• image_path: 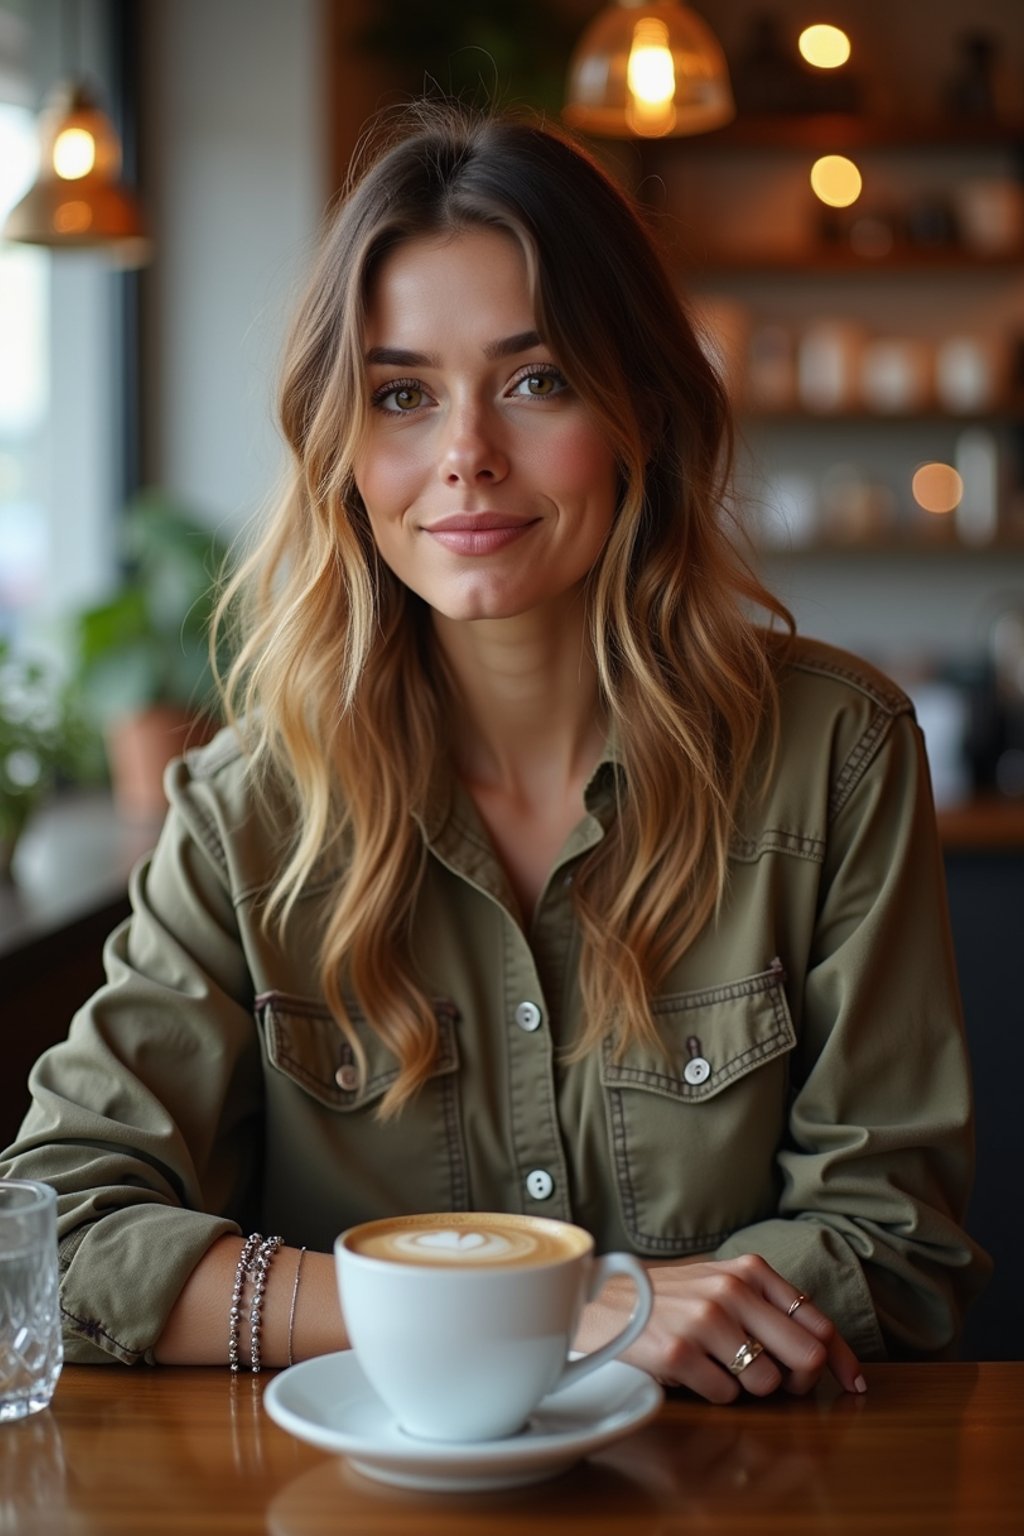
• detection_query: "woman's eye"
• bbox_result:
[372,381,426,413]
[510,368,566,399]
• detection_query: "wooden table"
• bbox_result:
[2,1362,1021,1534]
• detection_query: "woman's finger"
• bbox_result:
[717,1332,784,1399]
[723,1257,865,1394]
[658,1316,783,1403]
[771,1290,865,1395]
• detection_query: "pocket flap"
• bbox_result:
[600,961,795,1104]
[256,991,459,1111]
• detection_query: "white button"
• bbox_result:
[683,1057,711,1086]
[335,1064,359,1091]
[526,1169,554,1201]
[515,1001,542,1032]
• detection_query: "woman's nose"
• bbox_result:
[438,405,509,487]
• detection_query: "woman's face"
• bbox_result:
[353,227,618,626]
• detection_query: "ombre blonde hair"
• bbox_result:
[215,103,792,1117]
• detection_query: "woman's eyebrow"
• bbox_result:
[484,329,542,360]
[364,331,543,368]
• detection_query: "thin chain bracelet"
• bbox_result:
[287,1247,307,1367]
[228,1233,262,1374]
[249,1235,283,1374]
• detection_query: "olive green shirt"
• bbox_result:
[1,635,989,1364]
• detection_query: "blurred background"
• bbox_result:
[0,0,1021,1356]
[3,0,1024,810]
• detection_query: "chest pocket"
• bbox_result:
[254,991,469,1227]
[600,962,796,1255]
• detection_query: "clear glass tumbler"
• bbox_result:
[0,1180,63,1421]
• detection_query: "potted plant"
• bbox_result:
[0,642,88,880]
[72,489,232,821]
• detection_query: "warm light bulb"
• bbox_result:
[912,462,963,515]
[810,155,862,208]
[52,126,96,180]
[798,24,852,69]
[627,19,675,106]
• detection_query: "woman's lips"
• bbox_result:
[424,514,539,555]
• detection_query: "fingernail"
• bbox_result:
[854,1374,867,1394]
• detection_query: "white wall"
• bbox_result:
[141,0,328,538]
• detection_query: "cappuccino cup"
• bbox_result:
[335,1211,653,1443]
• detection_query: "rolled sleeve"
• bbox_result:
[1,797,263,1363]
[719,712,990,1356]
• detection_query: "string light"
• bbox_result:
[798,24,852,69]
[810,154,863,208]
[912,463,964,515]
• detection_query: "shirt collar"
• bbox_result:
[416,722,626,846]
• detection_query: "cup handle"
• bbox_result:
[550,1251,653,1394]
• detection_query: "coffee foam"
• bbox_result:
[346,1212,589,1269]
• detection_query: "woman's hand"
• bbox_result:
[575,1252,866,1405]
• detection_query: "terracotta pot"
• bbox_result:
[105,706,217,822]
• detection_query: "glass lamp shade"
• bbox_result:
[2,80,150,265]
[564,1,736,138]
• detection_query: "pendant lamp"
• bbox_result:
[564,0,735,138]
[2,78,150,266]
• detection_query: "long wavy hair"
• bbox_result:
[214,103,792,1117]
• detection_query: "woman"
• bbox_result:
[1,105,988,1402]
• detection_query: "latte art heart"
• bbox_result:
[415,1231,488,1251]
[394,1229,517,1261]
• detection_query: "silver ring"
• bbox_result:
[727,1337,765,1375]
[786,1293,808,1318]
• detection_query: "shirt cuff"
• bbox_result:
[714,1217,886,1360]
[59,1207,240,1364]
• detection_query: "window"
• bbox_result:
[0,62,49,637]
[0,0,124,650]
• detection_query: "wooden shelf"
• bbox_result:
[937,796,1024,849]
[673,113,1024,152]
[684,245,1024,274]
[757,535,1024,559]
[653,105,1024,605]
[740,403,1024,425]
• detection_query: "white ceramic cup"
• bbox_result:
[335,1211,653,1442]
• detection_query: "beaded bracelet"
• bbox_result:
[287,1247,307,1367]
[228,1232,284,1373]
[249,1234,283,1374]
[228,1228,262,1376]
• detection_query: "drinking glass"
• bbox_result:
[0,1180,63,1421]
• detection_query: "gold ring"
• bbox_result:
[727,1337,765,1375]
[786,1293,808,1318]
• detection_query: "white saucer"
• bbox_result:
[264,1350,663,1492]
